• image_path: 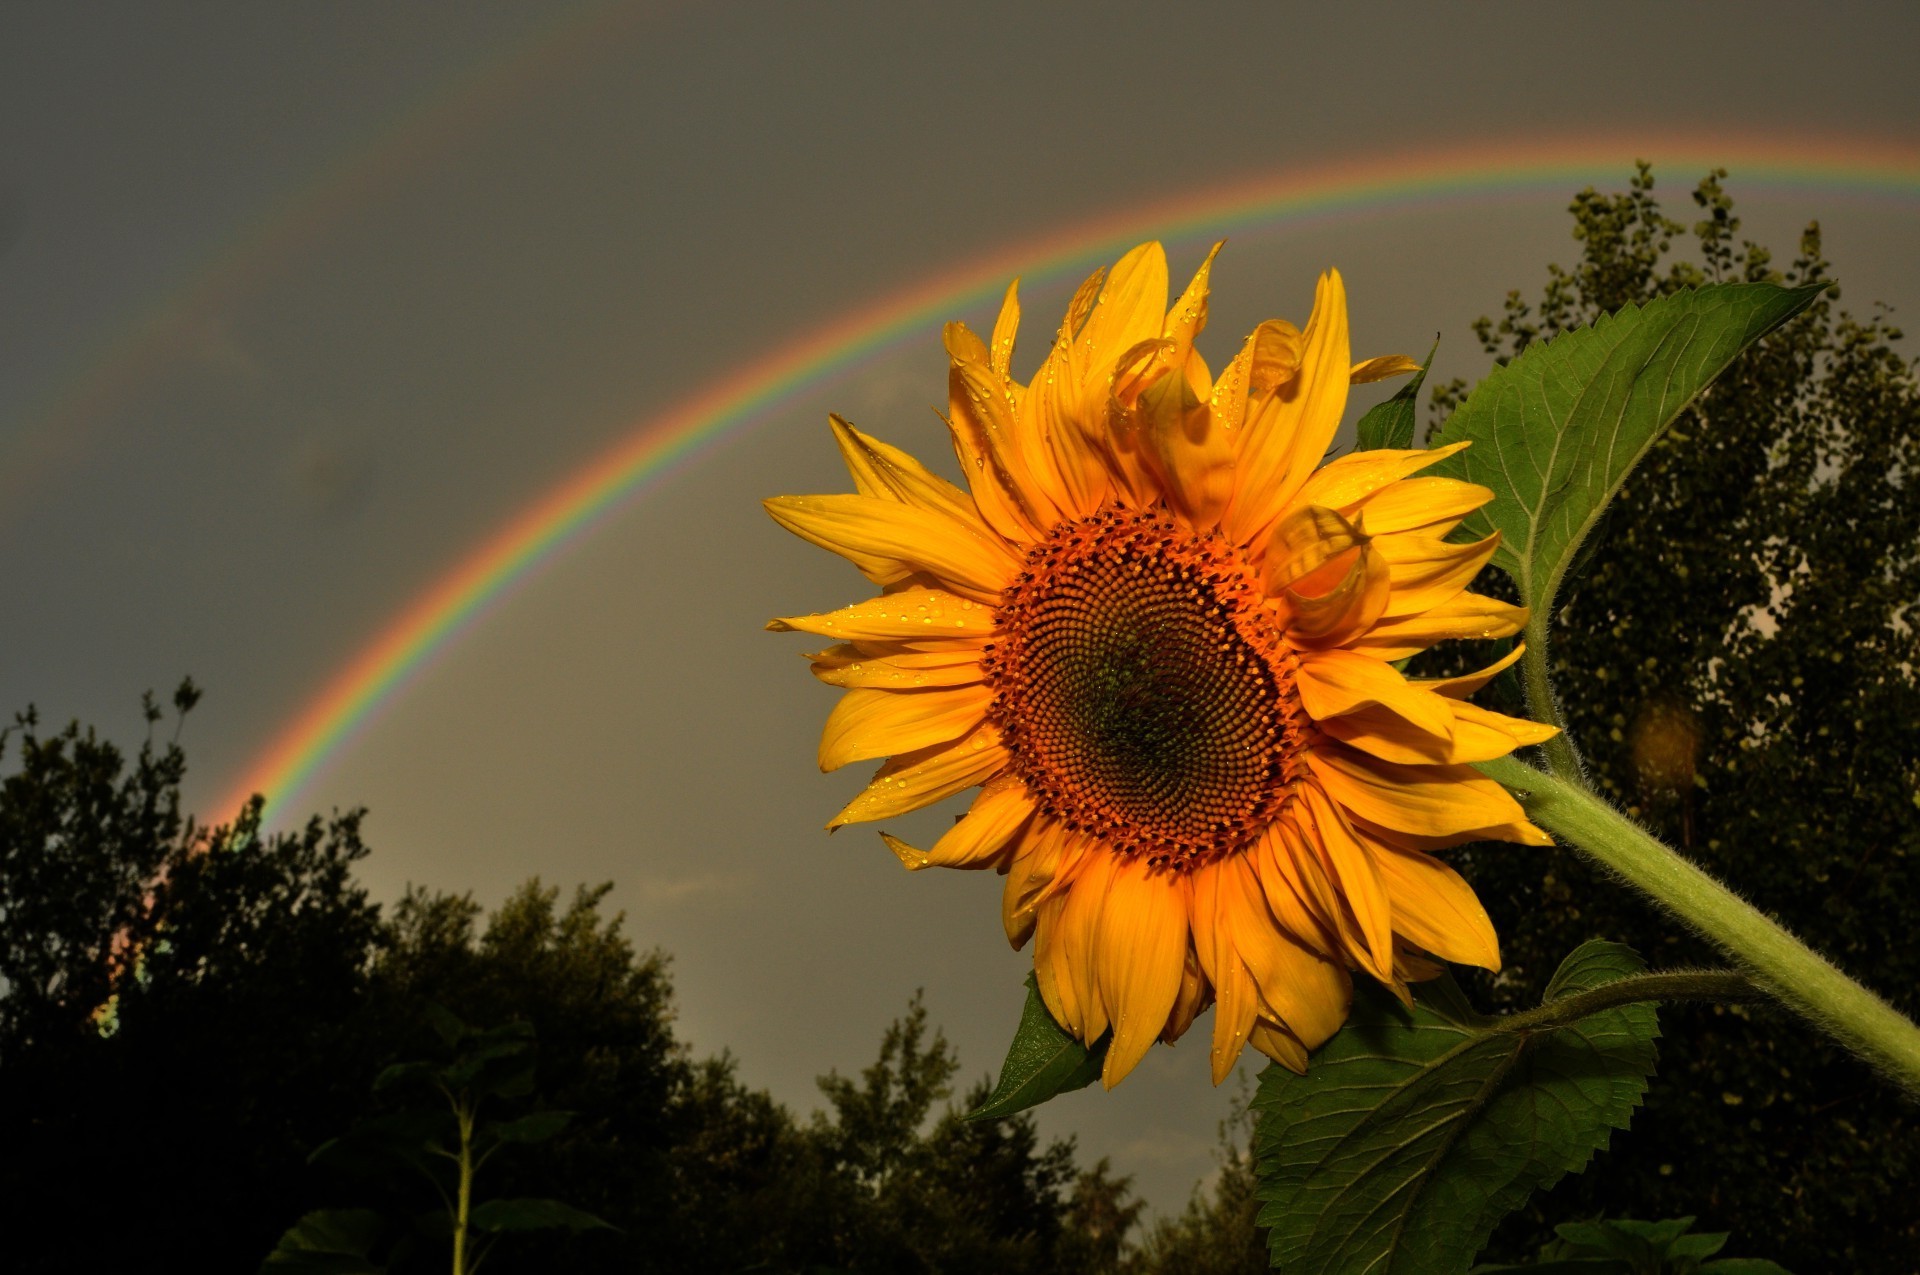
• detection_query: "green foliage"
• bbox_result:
[1433,283,1821,619]
[275,1009,612,1275]
[1472,1215,1792,1274]
[1426,166,1919,1270]
[1252,943,1658,1275]
[969,974,1107,1120]
[0,689,388,1274]
[261,1208,388,1275]
[1356,340,1435,451]
[1127,1089,1269,1275]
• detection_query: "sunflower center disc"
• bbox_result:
[984,505,1307,865]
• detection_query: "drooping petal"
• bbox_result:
[1308,743,1547,843]
[926,776,1037,869]
[1371,842,1501,970]
[817,684,993,771]
[1295,647,1456,741]
[828,723,1008,828]
[768,587,995,642]
[1215,856,1352,1049]
[1316,695,1556,765]
[1295,781,1396,982]
[1248,1019,1311,1073]
[1093,855,1190,1087]
[1049,846,1115,1043]
[1001,818,1091,948]
[1160,945,1211,1045]
[763,494,1019,602]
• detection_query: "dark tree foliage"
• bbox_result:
[0,687,388,1273]
[1426,166,1919,1270]
[1127,1089,1268,1275]
[0,695,1142,1273]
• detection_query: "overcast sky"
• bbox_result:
[4,1,1917,1213]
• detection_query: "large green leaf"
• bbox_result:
[1431,284,1822,611]
[966,974,1108,1121]
[1253,942,1660,1275]
[259,1208,386,1274]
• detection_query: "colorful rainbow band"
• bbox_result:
[216,135,1920,821]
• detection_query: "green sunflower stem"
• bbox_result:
[1478,754,1920,1097]
[1520,610,1584,781]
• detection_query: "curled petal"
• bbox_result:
[1345,591,1529,661]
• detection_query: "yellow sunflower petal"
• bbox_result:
[817,684,994,772]
[1371,842,1500,970]
[1278,544,1392,647]
[1351,475,1494,537]
[1375,530,1502,618]
[1050,845,1114,1043]
[989,277,1021,380]
[807,643,986,689]
[1160,945,1211,1045]
[1295,647,1456,741]
[927,776,1036,869]
[1139,245,1237,526]
[1208,947,1259,1084]
[1223,269,1351,547]
[1094,856,1190,1087]
[1410,642,1526,697]
[1307,742,1540,842]
[1349,353,1422,384]
[829,415,996,541]
[1289,441,1472,515]
[764,494,1018,603]
[828,723,1007,829]
[1296,781,1396,982]
[945,325,1058,540]
[1248,1019,1312,1073]
[1033,891,1083,1038]
[1345,591,1529,662]
[1001,818,1090,948]
[1316,695,1554,765]
[1216,853,1352,1048]
[768,587,995,642]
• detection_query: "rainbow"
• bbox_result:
[215,133,1920,821]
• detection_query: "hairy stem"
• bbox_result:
[1520,609,1584,780]
[1479,754,1920,1097]
[1497,970,1761,1035]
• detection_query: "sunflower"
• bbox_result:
[766,243,1554,1088]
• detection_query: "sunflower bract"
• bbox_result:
[765,243,1555,1089]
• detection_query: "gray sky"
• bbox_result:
[4,1,1917,1213]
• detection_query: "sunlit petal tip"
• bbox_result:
[1348,353,1423,384]
[879,832,931,871]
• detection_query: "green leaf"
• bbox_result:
[371,1060,434,1093]
[1431,283,1822,612]
[1355,339,1436,451]
[1253,942,1661,1275]
[486,1108,573,1144]
[966,974,1108,1121]
[423,1001,472,1047]
[469,1197,615,1234]
[259,1208,386,1274]
[1700,1261,1794,1274]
